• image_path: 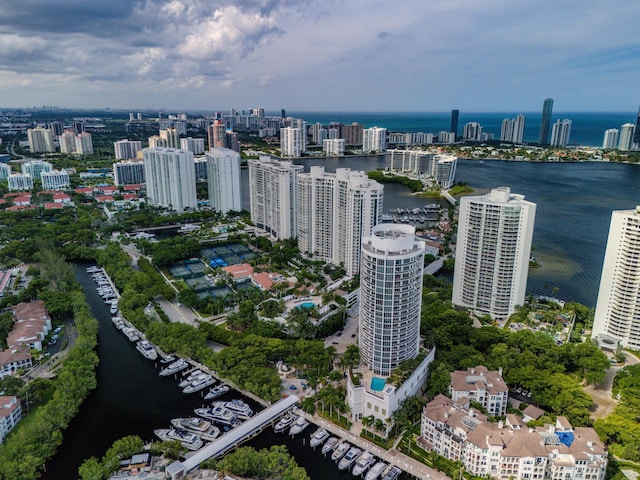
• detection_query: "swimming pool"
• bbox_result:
[295,302,316,310]
[371,377,386,391]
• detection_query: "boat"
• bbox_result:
[204,384,230,400]
[309,427,330,448]
[338,447,362,471]
[183,374,215,394]
[109,302,119,315]
[224,399,254,419]
[178,370,203,388]
[288,416,309,436]
[170,417,220,441]
[159,358,188,376]
[195,402,239,426]
[154,428,203,451]
[136,340,157,360]
[322,436,339,455]
[381,466,402,480]
[274,411,298,433]
[352,451,375,476]
[122,327,139,342]
[365,462,388,480]
[86,266,101,273]
[160,355,177,365]
[331,441,350,462]
[111,316,124,329]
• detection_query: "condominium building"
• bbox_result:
[0,396,21,444]
[58,131,76,154]
[7,173,33,191]
[500,114,525,143]
[159,128,180,149]
[550,119,572,147]
[341,122,364,146]
[322,138,345,156]
[21,159,53,180]
[593,206,640,349]
[27,127,55,153]
[602,129,619,149]
[438,131,456,144]
[281,126,305,157]
[449,366,508,416]
[148,135,168,148]
[538,98,554,145]
[248,156,303,239]
[420,396,607,480]
[387,150,457,189]
[113,160,145,186]
[143,147,197,212]
[207,120,226,150]
[114,140,143,160]
[75,132,94,155]
[194,158,208,181]
[618,123,636,151]
[41,170,70,191]
[463,122,483,141]
[362,127,387,153]
[297,167,383,275]
[0,163,12,181]
[453,187,536,321]
[180,137,205,155]
[205,148,242,214]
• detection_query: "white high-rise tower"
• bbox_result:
[618,123,636,151]
[143,147,197,212]
[206,148,242,214]
[453,187,536,321]
[593,206,640,349]
[602,129,620,149]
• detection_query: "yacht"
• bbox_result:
[109,302,119,315]
[321,436,339,455]
[309,427,330,448]
[122,327,139,342]
[178,370,203,388]
[136,340,158,360]
[160,355,176,365]
[86,266,101,273]
[365,462,388,480]
[170,417,220,441]
[195,402,240,427]
[204,384,230,400]
[381,466,402,480]
[288,416,309,436]
[224,399,254,419]
[338,447,361,471]
[332,441,350,461]
[154,428,203,451]
[183,374,215,394]
[111,316,124,329]
[352,451,375,476]
[159,358,188,376]
[273,411,297,433]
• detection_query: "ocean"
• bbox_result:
[289,111,637,147]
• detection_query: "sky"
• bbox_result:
[0,0,639,112]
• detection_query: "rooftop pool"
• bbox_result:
[371,377,386,391]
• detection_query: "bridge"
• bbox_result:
[423,254,450,276]
[165,395,299,479]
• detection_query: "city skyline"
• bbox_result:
[0,1,638,112]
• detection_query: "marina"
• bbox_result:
[170,418,221,442]
[204,384,230,400]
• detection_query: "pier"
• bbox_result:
[165,395,299,479]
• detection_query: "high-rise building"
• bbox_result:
[75,132,94,155]
[159,128,180,149]
[602,129,620,149]
[341,122,364,146]
[0,163,12,181]
[453,187,536,321]
[500,114,525,143]
[58,131,76,154]
[463,122,483,141]
[180,137,205,155]
[248,156,303,239]
[362,127,387,153]
[206,148,242,214]
[322,138,345,156]
[387,150,457,189]
[297,167,383,276]
[207,120,226,150]
[143,148,197,212]
[27,127,55,153]
[359,224,425,376]
[450,109,459,140]
[114,140,143,160]
[148,135,168,148]
[618,123,636,151]
[7,173,33,191]
[593,206,640,349]
[633,106,640,150]
[21,160,53,180]
[41,170,70,191]
[48,121,63,136]
[280,126,304,157]
[538,98,554,145]
[113,161,145,186]
[550,119,572,147]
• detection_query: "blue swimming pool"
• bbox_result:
[371,377,386,391]
[295,302,316,310]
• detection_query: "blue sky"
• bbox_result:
[0,0,638,112]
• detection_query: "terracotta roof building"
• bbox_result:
[0,396,21,444]
[450,365,509,416]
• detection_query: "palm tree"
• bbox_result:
[362,415,375,430]
[374,418,387,435]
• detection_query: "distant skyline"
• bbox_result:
[0,1,639,112]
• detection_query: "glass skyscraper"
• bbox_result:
[538,98,554,145]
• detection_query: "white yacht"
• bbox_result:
[331,441,350,462]
[338,447,362,471]
[86,266,101,273]
[178,370,203,388]
[111,316,124,329]
[183,374,215,394]
[223,399,254,419]
[204,384,230,400]
[122,327,139,342]
[109,302,119,315]
[365,462,388,480]
[309,427,330,448]
[352,451,375,476]
[195,402,239,427]
[136,340,157,360]
[322,436,339,455]
[159,358,189,376]
[170,417,220,441]
[289,416,309,436]
[381,466,402,480]
[154,428,203,451]
[274,412,298,433]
